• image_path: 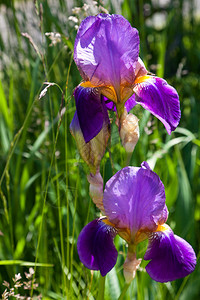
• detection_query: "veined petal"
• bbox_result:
[103,162,166,240]
[74,85,109,143]
[77,219,118,276]
[70,111,110,174]
[144,225,196,282]
[133,76,181,134]
[74,14,139,102]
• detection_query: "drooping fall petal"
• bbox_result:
[74,85,109,143]
[133,76,181,134]
[77,219,118,276]
[144,226,196,282]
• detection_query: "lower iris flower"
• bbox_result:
[77,162,196,282]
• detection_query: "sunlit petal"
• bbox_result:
[133,76,181,134]
[103,162,166,238]
[135,57,148,78]
[74,14,139,102]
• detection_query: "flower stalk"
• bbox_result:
[118,283,131,300]
[97,275,106,300]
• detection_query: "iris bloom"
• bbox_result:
[71,14,181,151]
[77,162,196,282]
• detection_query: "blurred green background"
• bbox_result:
[0,0,199,299]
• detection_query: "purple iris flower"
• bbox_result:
[77,162,196,282]
[72,14,181,144]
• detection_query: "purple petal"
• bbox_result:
[158,204,168,224]
[104,97,117,111]
[144,226,196,282]
[105,95,136,113]
[124,94,137,112]
[135,58,148,78]
[74,85,109,143]
[77,219,118,276]
[133,76,181,134]
[74,14,139,92]
[70,110,80,134]
[103,162,166,236]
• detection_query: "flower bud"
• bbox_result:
[70,111,110,174]
[87,172,104,212]
[123,251,142,283]
[119,109,139,153]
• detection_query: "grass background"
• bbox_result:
[0,0,200,299]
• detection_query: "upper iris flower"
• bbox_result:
[72,13,181,147]
[77,162,196,283]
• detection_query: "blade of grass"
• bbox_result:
[30,108,65,297]
[0,260,53,267]
[69,166,79,298]
[65,52,76,299]
[0,79,12,130]
[174,250,200,300]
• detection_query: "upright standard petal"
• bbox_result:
[74,85,109,143]
[103,162,166,239]
[74,14,140,102]
[77,219,118,276]
[144,226,196,282]
[133,76,181,134]
[134,57,148,78]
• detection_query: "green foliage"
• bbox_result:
[0,0,199,299]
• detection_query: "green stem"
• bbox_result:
[65,52,73,290]
[118,283,131,300]
[97,275,106,300]
[116,103,124,119]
